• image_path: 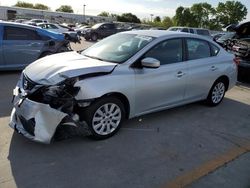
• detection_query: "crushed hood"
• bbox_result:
[24,51,117,85]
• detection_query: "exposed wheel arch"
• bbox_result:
[214,75,229,91]
[103,92,130,119]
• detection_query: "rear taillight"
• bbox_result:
[233,57,240,65]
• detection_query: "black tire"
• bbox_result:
[84,37,90,41]
[39,51,53,58]
[58,46,71,53]
[206,79,226,106]
[91,33,98,41]
[83,97,125,139]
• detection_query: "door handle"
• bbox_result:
[210,66,218,71]
[176,71,185,78]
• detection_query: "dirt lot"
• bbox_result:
[0,39,250,188]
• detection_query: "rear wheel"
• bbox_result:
[83,97,125,139]
[206,80,226,106]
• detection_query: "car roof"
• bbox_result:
[122,30,202,38]
[0,21,38,30]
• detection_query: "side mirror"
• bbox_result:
[141,57,160,68]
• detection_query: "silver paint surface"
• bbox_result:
[9,31,238,143]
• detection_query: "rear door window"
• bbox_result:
[3,26,41,40]
[186,38,211,60]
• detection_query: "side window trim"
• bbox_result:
[209,43,220,56]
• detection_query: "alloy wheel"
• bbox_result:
[211,82,225,104]
[92,103,122,135]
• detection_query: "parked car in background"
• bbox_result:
[0,22,72,70]
[212,33,226,41]
[37,23,81,43]
[25,19,48,26]
[14,19,28,23]
[9,31,237,143]
[83,22,127,41]
[74,25,91,36]
[37,23,72,33]
[225,21,250,82]
[214,32,235,46]
[168,27,211,38]
[150,27,166,30]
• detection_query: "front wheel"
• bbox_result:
[91,33,98,41]
[206,80,226,106]
[83,97,125,139]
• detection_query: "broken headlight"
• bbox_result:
[41,78,80,113]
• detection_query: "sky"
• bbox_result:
[0,0,250,20]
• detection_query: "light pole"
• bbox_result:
[83,4,86,23]
[150,14,154,22]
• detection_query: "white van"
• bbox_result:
[168,27,211,38]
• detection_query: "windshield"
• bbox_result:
[82,33,155,63]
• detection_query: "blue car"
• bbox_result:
[0,22,72,70]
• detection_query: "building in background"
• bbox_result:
[0,6,114,24]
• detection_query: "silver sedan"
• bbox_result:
[10,30,237,143]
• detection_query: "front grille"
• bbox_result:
[22,75,36,91]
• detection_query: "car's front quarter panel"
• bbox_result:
[74,65,136,118]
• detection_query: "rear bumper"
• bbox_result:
[238,60,250,83]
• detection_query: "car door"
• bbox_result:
[134,38,188,114]
[184,38,220,101]
[2,26,44,68]
[100,24,115,38]
[0,25,4,67]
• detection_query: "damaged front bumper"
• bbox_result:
[9,79,91,144]
[10,91,68,144]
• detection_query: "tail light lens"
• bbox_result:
[233,57,240,65]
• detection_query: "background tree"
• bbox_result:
[162,16,173,29]
[173,7,195,27]
[173,6,185,26]
[191,3,215,28]
[33,3,49,10]
[14,1,33,8]
[154,16,161,23]
[117,13,141,23]
[56,5,74,13]
[98,12,110,17]
[216,1,247,27]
